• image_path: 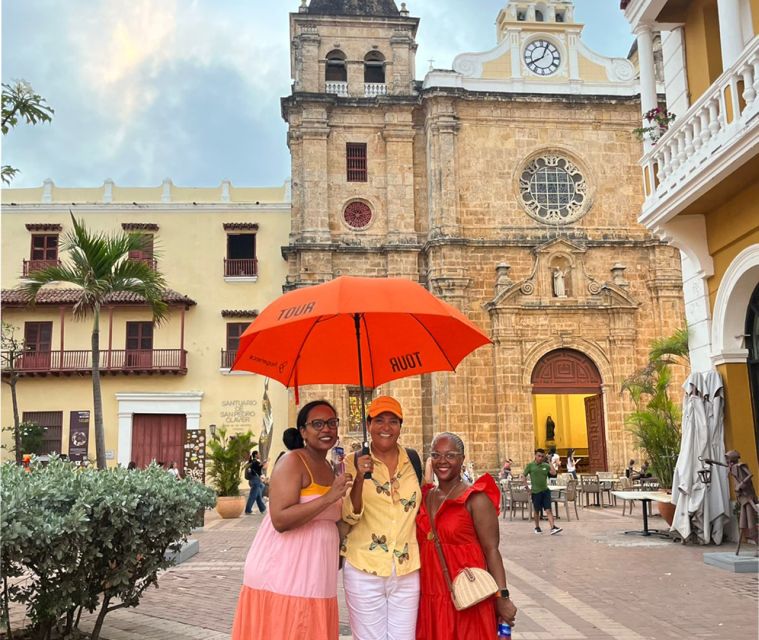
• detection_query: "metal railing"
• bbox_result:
[224,258,258,277]
[2,349,187,375]
[220,349,238,369]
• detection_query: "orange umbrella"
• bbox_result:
[231,276,491,454]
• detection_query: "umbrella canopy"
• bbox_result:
[231,276,491,389]
[671,371,730,544]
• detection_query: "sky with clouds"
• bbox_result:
[2,0,633,189]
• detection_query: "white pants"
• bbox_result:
[343,560,420,640]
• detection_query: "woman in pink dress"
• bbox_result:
[231,400,353,639]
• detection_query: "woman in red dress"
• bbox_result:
[416,432,517,639]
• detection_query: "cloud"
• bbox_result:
[2,0,633,188]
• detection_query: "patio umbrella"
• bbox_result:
[671,371,730,543]
[231,276,491,459]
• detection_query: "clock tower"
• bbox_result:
[425,0,637,95]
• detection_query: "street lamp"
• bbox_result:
[209,424,217,438]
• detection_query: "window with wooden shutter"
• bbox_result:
[346,143,367,182]
[22,410,63,455]
[30,234,58,261]
[223,322,248,368]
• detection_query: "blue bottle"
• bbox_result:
[497,622,511,639]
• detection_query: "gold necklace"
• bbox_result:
[432,479,461,514]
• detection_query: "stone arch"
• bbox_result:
[711,244,759,365]
[521,338,612,389]
[325,49,347,82]
[531,349,602,393]
[364,50,386,84]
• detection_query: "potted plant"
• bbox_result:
[622,329,689,525]
[206,426,256,519]
[633,106,676,145]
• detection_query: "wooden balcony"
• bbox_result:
[220,349,237,369]
[224,258,258,278]
[130,256,158,270]
[2,349,188,377]
[22,259,61,276]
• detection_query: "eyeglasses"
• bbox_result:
[429,452,463,462]
[306,418,340,431]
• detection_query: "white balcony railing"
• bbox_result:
[364,82,387,97]
[326,81,348,97]
[639,36,759,226]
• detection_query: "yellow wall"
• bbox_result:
[1,185,292,468]
[482,52,511,79]
[701,181,759,487]
[680,0,724,104]
[705,183,759,295]
[716,363,758,483]
[532,394,592,450]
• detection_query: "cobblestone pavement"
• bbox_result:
[15,505,758,639]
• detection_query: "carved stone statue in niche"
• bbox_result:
[552,267,567,298]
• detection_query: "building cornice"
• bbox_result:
[2,203,291,213]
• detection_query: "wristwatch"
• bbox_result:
[498,588,510,599]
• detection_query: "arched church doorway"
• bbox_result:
[531,349,607,472]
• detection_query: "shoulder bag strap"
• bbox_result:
[426,492,455,595]
[406,447,423,485]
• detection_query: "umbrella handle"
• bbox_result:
[362,444,372,480]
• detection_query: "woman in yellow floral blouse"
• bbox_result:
[342,395,423,640]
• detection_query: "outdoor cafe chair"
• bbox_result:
[579,473,603,507]
[509,483,532,520]
[555,479,580,520]
[596,472,617,506]
[616,476,637,515]
[499,479,510,519]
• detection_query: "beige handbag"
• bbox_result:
[427,494,499,610]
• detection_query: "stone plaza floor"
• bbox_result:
[21,504,759,639]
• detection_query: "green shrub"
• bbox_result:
[0,457,216,639]
[205,427,256,497]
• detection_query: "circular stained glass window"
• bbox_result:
[343,201,373,229]
[519,155,588,225]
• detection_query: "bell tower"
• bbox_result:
[290,0,419,97]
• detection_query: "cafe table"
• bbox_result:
[611,490,672,537]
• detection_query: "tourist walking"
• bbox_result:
[342,396,423,640]
[231,400,352,640]
[244,451,266,515]
[523,449,562,535]
[416,432,517,639]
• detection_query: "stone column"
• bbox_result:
[383,116,416,245]
[299,110,331,244]
[717,0,745,68]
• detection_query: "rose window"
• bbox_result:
[519,155,588,224]
[343,201,373,229]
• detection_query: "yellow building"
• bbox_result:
[621,0,759,478]
[1,179,292,471]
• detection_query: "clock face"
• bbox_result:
[524,40,561,76]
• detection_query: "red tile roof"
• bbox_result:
[1,288,196,307]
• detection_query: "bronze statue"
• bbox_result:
[725,450,758,556]
[545,415,556,442]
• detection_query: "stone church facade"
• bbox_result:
[282,0,684,472]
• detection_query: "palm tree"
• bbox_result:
[20,214,168,469]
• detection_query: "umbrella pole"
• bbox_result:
[354,313,371,480]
